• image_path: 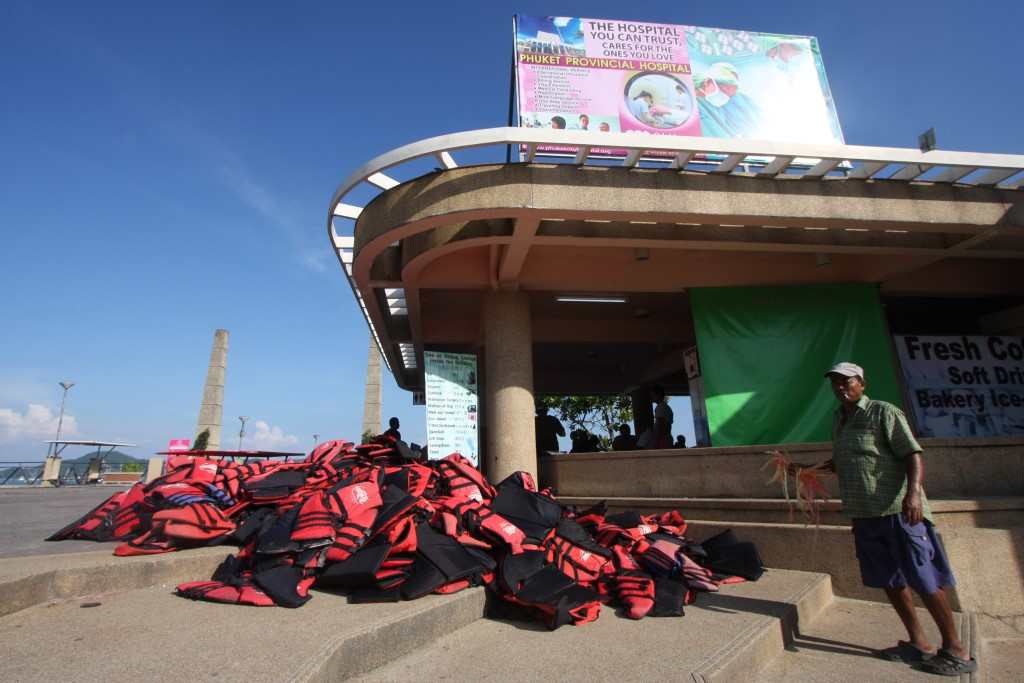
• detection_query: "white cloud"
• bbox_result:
[301,250,329,273]
[246,420,299,450]
[0,404,78,443]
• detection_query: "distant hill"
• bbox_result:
[67,450,145,464]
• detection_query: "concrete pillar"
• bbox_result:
[631,388,653,441]
[482,291,536,482]
[41,456,62,487]
[361,337,383,438]
[145,457,165,484]
[196,329,228,450]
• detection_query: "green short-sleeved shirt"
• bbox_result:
[831,395,931,521]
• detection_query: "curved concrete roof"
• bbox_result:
[327,129,1024,388]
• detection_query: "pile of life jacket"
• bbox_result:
[48,437,764,629]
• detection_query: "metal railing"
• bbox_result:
[0,461,143,486]
[0,462,46,486]
[325,127,1024,369]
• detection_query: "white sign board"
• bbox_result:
[894,335,1024,438]
[424,351,479,465]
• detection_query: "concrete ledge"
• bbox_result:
[691,571,834,682]
[686,520,1024,618]
[353,569,834,683]
[687,520,918,606]
[0,547,226,618]
[558,496,1024,529]
[540,437,1024,499]
[296,588,487,682]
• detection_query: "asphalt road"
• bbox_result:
[0,486,129,558]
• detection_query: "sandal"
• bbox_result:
[918,648,978,676]
[877,640,934,663]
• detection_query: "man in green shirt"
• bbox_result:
[795,362,975,676]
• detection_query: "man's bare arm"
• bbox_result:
[902,452,925,525]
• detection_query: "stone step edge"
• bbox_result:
[292,588,488,683]
[557,496,1024,513]
[0,548,226,618]
[691,571,835,682]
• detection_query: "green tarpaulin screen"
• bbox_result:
[690,284,903,446]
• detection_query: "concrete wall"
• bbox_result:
[540,437,1024,499]
[686,521,1024,615]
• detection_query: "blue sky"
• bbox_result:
[1,1,1021,460]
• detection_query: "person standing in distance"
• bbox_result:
[651,385,673,449]
[384,417,401,441]
[792,362,974,675]
[535,403,565,457]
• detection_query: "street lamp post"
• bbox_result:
[52,381,74,456]
[238,416,248,451]
[313,434,319,446]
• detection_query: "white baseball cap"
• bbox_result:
[824,362,864,379]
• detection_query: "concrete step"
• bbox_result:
[539,438,1024,500]
[0,581,487,682]
[353,569,833,683]
[0,547,227,618]
[557,496,1024,530]
[758,597,979,682]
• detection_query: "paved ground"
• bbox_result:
[0,486,128,558]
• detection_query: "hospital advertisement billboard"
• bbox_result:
[894,335,1024,438]
[513,15,844,157]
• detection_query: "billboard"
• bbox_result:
[424,351,479,466]
[513,15,844,156]
[895,335,1024,438]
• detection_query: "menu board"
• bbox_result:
[424,351,479,466]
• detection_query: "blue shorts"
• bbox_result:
[852,514,956,595]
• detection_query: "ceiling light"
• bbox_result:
[556,295,628,304]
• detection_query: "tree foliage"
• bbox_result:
[193,429,210,452]
[538,395,633,449]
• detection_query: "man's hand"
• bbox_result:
[787,459,834,476]
[902,489,924,526]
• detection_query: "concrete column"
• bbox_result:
[483,291,536,482]
[145,457,165,484]
[361,337,383,438]
[631,388,653,441]
[196,329,228,450]
[41,456,62,487]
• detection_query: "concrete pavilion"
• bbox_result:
[327,128,1024,483]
